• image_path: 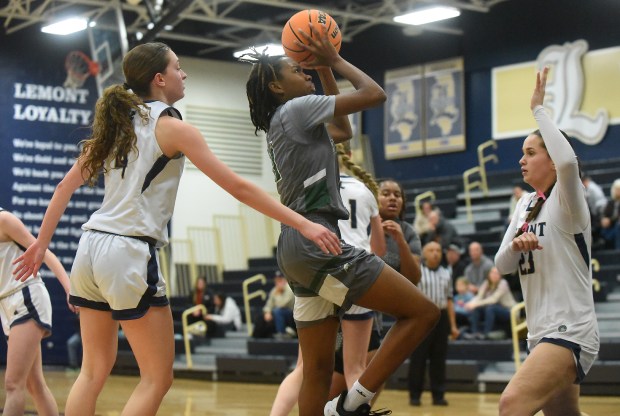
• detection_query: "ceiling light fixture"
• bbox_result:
[393,6,460,26]
[41,17,88,35]
[233,43,284,58]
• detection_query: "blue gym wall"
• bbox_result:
[344,0,620,182]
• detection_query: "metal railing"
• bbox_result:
[214,214,249,271]
[510,301,527,370]
[413,190,436,218]
[187,226,224,283]
[181,304,208,369]
[462,139,499,222]
[168,238,197,297]
[242,273,267,336]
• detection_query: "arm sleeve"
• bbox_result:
[495,195,527,275]
[210,299,236,324]
[262,289,275,313]
[533,105,589,230]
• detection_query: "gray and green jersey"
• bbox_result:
[267,94,348,219]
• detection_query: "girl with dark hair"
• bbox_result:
[204,292,242,337]
[377,178,422,284]
[242,25,438,416]
[13,41,341,416]
[495,67,599,415]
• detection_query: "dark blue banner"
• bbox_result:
[0,29,102,364]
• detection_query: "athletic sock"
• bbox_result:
[343,380,375,411]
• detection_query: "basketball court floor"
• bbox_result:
[1,369,618,415]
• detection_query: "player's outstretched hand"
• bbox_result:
[12,240,46,282]
[300,220,342,255]
[531,66,549,111]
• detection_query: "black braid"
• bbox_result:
[239,49,285,134]
[514,184,554,238]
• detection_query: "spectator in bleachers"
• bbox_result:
[252,271,295,339]
[463,241,494,294]
[420,210,459,250]
[189,276,215,324]
[204,292,242,338]
[583,174,608,248]
[582,174,608,218]
[453,276,474,331]
[378,178,422,282]
[464,267,516,340]
[413,200,440,237]
[408,241,458,407]
[600,178,620,250]
[444,243,467,290]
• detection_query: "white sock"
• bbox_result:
[343,380,375,411]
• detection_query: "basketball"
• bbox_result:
[281,9,342,63]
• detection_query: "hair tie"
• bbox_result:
[521,222,529,233]
[536,189,547,201]
[123,82,132,91]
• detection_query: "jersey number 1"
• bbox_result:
[348,199,357,229]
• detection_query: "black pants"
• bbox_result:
[408,308,450,400]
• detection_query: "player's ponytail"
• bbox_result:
[79,85,148,186]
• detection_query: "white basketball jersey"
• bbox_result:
[83,101,184,247]
[496,106,599,355]
[338,175,379,252]
[0,240,38,298]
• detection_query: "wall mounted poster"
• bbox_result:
[384,58,465,159]
[384,65,424,159]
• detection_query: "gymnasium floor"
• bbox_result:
[1,369,618,415]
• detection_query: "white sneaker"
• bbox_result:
[324,393,342,416]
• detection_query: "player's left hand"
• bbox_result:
[511,231,543,252]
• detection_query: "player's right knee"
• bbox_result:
[498,389,520,416]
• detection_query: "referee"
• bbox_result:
[408,241,459,407]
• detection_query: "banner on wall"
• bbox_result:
[492,39,615,144]
[0,45,101,276]
[383,58,465,160]
[336,80,375,175]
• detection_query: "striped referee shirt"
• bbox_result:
[418,265,453,309]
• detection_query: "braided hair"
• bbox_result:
[239,49,287,134]
[514,128,579,239]
[335,142,379,198]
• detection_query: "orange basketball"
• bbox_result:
[281,9,342,63]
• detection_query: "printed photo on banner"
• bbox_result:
[384,64,424,159]
[336,80,375,175]
[424,58,465,155]
[383,58,465,160]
